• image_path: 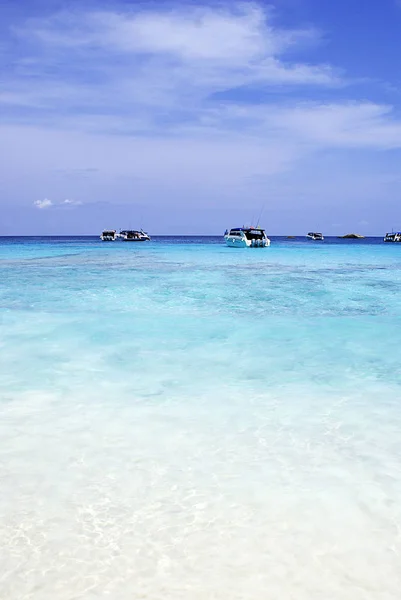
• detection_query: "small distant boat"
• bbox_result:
[100,229,118,241]
[384,232,401,243]
[119,229,150,242]
[224,227,271,248]
[287,236,296,239]
[306,232,324,241]
[338,233,365,239]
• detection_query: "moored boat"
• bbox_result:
[224,227,271,248]
[119,229,151,242]
[384,232,401,242]
[306,232,324,241]
[100,229,118,241]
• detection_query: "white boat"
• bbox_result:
[306,232,324,241]
[100,229,118,241]
[384,232,401,242]
[119,229,151,242]
[224,227,271,248]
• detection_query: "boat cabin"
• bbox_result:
[228,228,267,240]
[307,232,324,240]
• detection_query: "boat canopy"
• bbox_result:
[230,227,265,233]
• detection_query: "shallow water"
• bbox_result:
[1,236,401,599]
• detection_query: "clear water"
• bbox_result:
[1,236,401,599]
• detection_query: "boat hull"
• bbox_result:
[384,234,401,242]
[224,236,270,248]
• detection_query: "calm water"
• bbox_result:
[1,236,401,599]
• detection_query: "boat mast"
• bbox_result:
[256,203,265,228]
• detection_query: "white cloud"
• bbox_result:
[32,198,83,209]
[3,3,340,121]
[6,2,401,153]
[26,4,322,64]
[33,198,53,209]
[268,102,401,149]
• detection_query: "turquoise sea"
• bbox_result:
[1,236,401,599]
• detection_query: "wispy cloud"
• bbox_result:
[62,198,82,205]
[3,1,401,151]
[214,102,401,149]
[22,4,330,73]
[3,3,340,126]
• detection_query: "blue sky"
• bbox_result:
[1,0,401,235]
